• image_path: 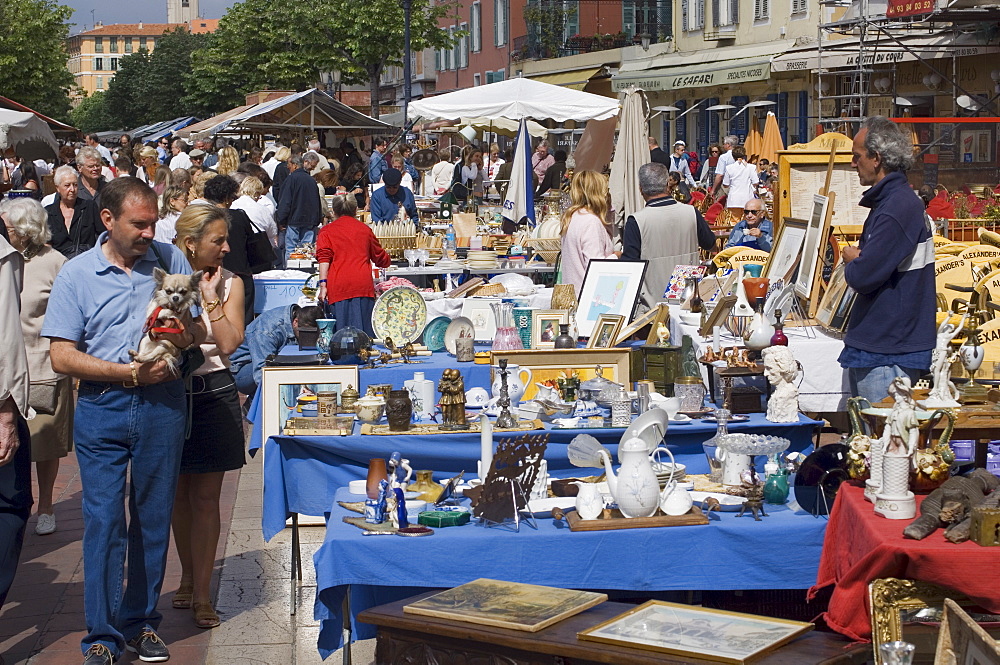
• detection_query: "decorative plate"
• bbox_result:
[422,316,451,352]
[371,286,427,345]
[444,316,475,355]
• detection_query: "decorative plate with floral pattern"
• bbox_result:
[371,286,427,345]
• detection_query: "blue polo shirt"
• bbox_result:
[42,232,192,363]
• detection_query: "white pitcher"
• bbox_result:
[491,364,533,405]
[656,448,693,516]
[574,481,604,520]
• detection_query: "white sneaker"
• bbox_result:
[35,513,56,535]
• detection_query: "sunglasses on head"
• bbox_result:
[743,208,762,214]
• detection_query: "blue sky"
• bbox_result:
[62,0,238,31]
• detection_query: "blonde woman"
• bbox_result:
[215,146,239,176]
[559,170,618,294]
[155,184,190,243]
[170,204,245,629]
[136,146,159,184]
[231,174,278,248]
[1,198,69,535]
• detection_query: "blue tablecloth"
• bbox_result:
[247,347,494,452]
[261,413,821,540]
[312,487,829,656]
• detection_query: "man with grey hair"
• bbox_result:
[711,134,739,198]
[622,162,715,312]
[46,165,102,258]
[76,146,106,203]
[276,152,322,262]
[838,116,934,402]
[85,133,112,166]
[168,138,192,170]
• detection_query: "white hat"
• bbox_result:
[674,140,686,147]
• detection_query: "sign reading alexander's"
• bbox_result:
[612,60,770,92]
[886,0,936,18]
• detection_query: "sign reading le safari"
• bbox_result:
[612,61,770,92]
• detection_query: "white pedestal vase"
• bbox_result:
[874,454,915,519]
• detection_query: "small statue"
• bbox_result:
[883,377,920,461]
[923,314,967,408]
[875,377,921,519]
[762,346,799,423]
[735,479,767,521]
[438,368,468,429]
[655,321,670,346]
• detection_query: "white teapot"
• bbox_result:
[491,364,533,405]
[599,437,665,518]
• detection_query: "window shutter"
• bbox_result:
[681,0,690,31]
[712,0,720,27]
[623,0,635,37]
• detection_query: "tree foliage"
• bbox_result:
[0,0,76,121]
[186,0,460,118]
[69,92,115,133]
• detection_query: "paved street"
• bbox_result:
[0,452,374,664]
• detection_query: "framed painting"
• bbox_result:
[490,349,632,401]
[935,598,1000,665]
[794,194,833,302]
[531,310,568,349]
[260,365,361,442]
[460,297,501,342]
[579,600,813,664]
[576,259,648,339]
[587,314,625,349]
[699,294,738,337]
[612,306,661,346]
[815,264,856,333]
[764,218,807,283]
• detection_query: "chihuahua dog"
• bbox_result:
[130,267,203,371]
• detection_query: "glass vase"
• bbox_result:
[491,301,523,351]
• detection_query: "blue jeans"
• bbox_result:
[848,365,925,404]
[284,226,316,263]
[233,359,256,398]
[75,380,186,656]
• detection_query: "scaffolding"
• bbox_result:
[815,0,1000,130]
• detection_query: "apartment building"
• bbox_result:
[66,19,218,99]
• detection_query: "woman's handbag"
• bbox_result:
[29,381,58,415]
[245,216,277,273]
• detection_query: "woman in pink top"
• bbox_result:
[559,170,618,295]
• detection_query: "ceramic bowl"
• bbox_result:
[465,387,490,407]
[355,397,386,425]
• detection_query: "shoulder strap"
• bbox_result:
[149,242,170,272]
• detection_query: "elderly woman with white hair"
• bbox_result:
[44,164,103,259]
[0,197,71,535]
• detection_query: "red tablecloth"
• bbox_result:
[808,483,1000,642]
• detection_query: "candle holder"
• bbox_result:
[495,358,517,429]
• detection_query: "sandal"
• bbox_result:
[172,582,193,609]
[193,601,221,629]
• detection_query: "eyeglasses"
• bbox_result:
[743,208,762,215]
[710,150,720,154]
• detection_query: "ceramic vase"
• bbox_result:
[744,297,775,352]
[385,390,413,431]
[553,324,576,349]
[491,364,532,404]
[455,336,475,362]
[366,458,389,500]
[742,277,769,302]
[404,372,436,421]
[409,470,443,503]
[763,463,790,504]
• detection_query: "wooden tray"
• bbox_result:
[553,506,709,531]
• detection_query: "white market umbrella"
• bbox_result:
[0,109,59,162]
[409,78,619,122]
[609,88,648,228]
[501,118,535,227]
[459,116,548,139]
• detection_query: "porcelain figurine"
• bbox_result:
[599,437,667,518]
[874,377,919,520]
[762,346,800,423]
[655,321,671,346]
[921,315,966,409]
[574,482,604,520]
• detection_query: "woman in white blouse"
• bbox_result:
[721,146,759,214]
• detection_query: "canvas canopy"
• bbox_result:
[407,78,619,123]
[0,109,59,161]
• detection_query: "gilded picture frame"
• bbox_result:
[531,309,569,349]
[587,314,625,349]
[489,349,632,402]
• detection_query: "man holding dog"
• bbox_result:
[43,177,205,665]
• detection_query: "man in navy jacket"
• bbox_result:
[839,116,935,402]
[276,152,322,262]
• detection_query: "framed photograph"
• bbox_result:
[587,314,625,349]
[460,297,501,342]
[644,304,671,345]
[576,259,648,339]
[699,294,737,337]
[936,598,1000,665]
[815,264,856,333]
[260,366,361,442]
[794,194,833,302]
[764,218,807,283]
[579,600,813,664]
[531,309,568,349]
[612,306,660,346]
[404,579,606,632]
[490,349,631,401]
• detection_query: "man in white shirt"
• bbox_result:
[168,139,193,170]
[86,133,113,166]
[712,135,739,198]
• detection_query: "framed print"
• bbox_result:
[490,349,631,401]
[764,218,807,283]
[612,306,660,346]
[579,600,813,664]
[587,314,624,349]
[531,309,568,349]
[935,598,1000,665]
[644,304,671,345]
[260,365,361,442]
[815,264,856,333]
[576,259,647,339]
[699,294,737,337]
[794,194,833,302]
[460,297,501,342]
